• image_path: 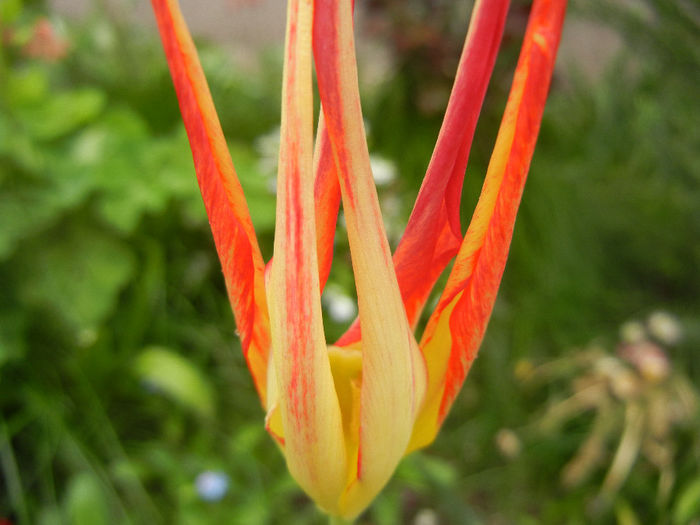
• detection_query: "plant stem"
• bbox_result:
[328,516,354,525]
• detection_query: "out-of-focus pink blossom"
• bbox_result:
[22,18,69,62]
[618,341,670,383]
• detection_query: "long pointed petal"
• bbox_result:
[312,1,358,291]
[336,0,510,347]
[314,0,426,517]
[409,0,567,452]
[264,111,340,292]
[151,0,270,402]
[313,111,342,291]
[266,0,347,513]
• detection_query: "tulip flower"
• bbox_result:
[151,0,566,520]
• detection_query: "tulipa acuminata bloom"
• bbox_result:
[152,0,566,519]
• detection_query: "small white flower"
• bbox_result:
[323,287,357,323]
[370,154,397,186]
[647,311,683,346]
[414,509,439,525]
[195,471,230,502]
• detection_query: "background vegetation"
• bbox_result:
[1,0,698,523]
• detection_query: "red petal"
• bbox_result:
[151,0,270,402]
[413,0,567,450]
[312,112,342,291]
[336,0,510,346]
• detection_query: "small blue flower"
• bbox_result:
[195,471,230,502]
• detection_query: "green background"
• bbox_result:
[1,0,698,523]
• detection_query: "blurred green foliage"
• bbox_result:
[1,0,698,524]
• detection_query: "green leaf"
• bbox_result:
[63,473,109,525]
[18,223,136,330]
[0,310,26,367]
[36,506,64,525]
[674,478,700,525]
[0,0,22,23]
[0,183,63,260]
[95,126,200,233]
[134,346,215,418]
[16,89,106,141]
[415,454,458,487]
[615,498,641,525]
[69,109,201,233]
[5,65,50,107]
[0,165,95,260]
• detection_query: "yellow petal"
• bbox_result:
[266,0,346,513]
[408,0,567,453]
[314,0,426,517]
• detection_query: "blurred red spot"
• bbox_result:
[23,17,69,61]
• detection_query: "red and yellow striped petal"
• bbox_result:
[336,0,510,347]
[151,0,270,403]
[392,0,511,329]
[310,0,358,292]
[409,0,567,452]
[312,111,342,291]
[265,0,347,513]
[314,0,426,517]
